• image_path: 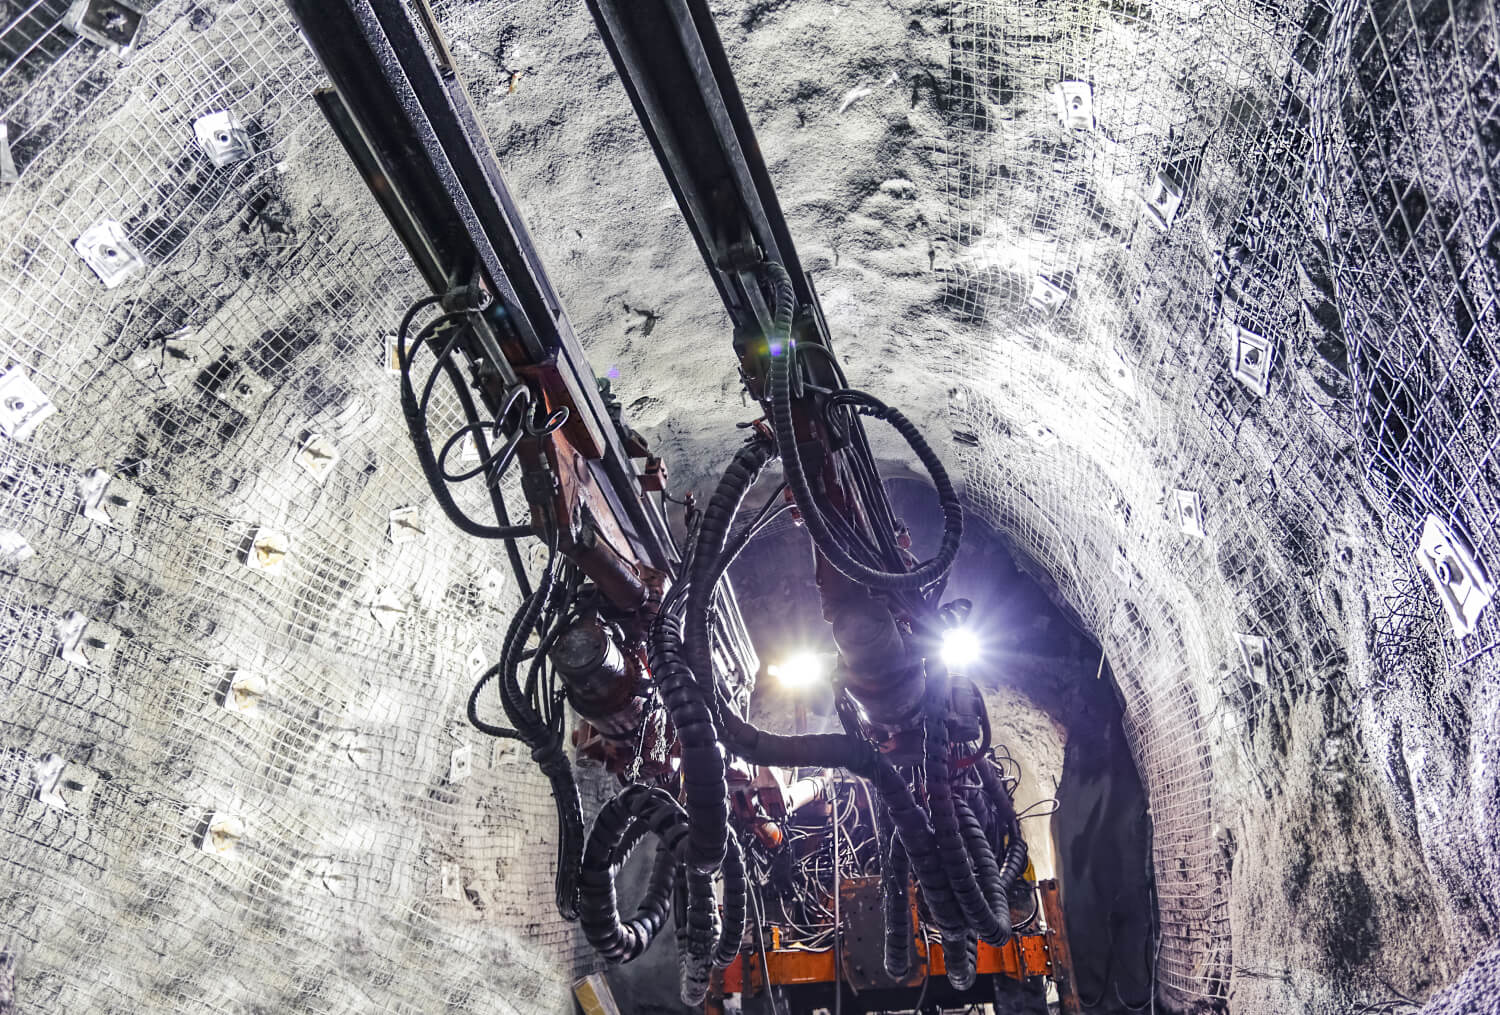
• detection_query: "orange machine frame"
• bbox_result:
[712,879,1082,1012]
[717,931,1052,995]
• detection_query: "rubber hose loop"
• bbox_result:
[400,325,529,541]
[761,262,963,591]
[578,787,687,964]
[469,546,584,921]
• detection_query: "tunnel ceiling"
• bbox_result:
[1,0,1497,1012]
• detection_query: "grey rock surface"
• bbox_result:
[0,0,1497,1013]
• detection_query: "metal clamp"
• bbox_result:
[74,220,145,289]
[193,111,252,167]
[64,0,145,54]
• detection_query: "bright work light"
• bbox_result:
[768,652,827,690]
[940,627,981,669]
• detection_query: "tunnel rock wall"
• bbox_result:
[939,0,1498,1010]
[0,2,610,1012]
[0,0,1496,1013]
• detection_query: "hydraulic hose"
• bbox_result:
[676,863,726,1005]
[679,436,872,769]
[977,754,1029,895]
[714,831,748,970]
[648,615,727,875]
[717,686,866,769]
[877,798,914,979]
[955,794,1011,940]
[760,261,963,591]
[946,931,978,991]
[923,675,1009,947]
[465,540,584,921]
[578,786,685,964]
[398,313,532,543]
[684,436,778,712]
[861,745,967,951]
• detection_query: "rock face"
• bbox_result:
[0,1,1497,1014]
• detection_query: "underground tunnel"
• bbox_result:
[0,1,1497,1014]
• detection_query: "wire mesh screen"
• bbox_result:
[943,0,1497,1007]
[1,0,1496,1011]
[0,2,608,1011]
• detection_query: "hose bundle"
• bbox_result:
[465,539,585,921]
[429,254,1038,1002]
[923,670,1013,948]
[761,261,963,592]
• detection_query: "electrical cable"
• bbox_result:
[395,304,535,579]
[831,777,842,1015]
[748,882,786,1015]
[462,531,584,921]
[762,261,963,591]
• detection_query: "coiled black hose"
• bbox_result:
[578,786,684,963]
[678,865,719,1006]
[954,794,1011,940]
[721,711,866,769]
[977,755,1029,895]
[760,261,963,591]
[638,599,734,1010]
[675,434,888,770]
[714,831,748,970]
[684,436,778,712]
[876,799,914,979]
[946,930,978,991]
[861,746,967,950]
[648,615,727,876]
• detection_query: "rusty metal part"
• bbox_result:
[511,371,648,613]
[731,768,830,853]
[571,708,674,777]
[716,878,1075,1007]
[549,617,650,738]
[641,455,668,492]
[1039,879,1083,1015]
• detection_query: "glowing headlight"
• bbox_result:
[940,627,982,669]
[768,652,827,690]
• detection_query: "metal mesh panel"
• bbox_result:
[1,0,1496,1010]
[0,2,605,1011]
[943,0,1497,1006]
